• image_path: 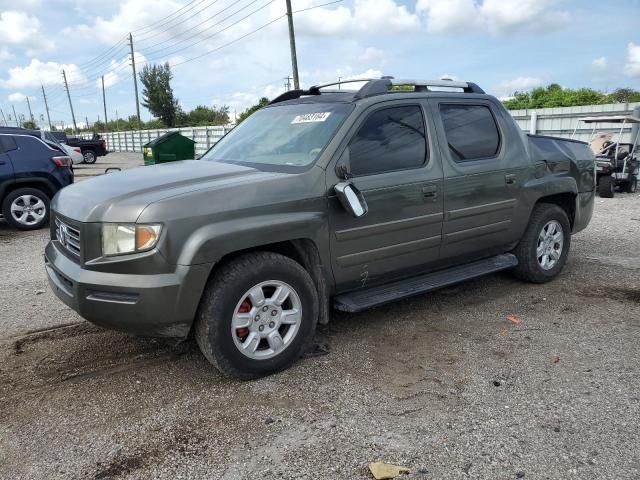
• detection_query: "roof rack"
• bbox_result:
[269,77,485,104]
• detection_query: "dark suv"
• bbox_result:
[0,127,73,230]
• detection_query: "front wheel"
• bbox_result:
[511,203,571,283]
[195,252,318,379]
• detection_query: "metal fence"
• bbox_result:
[88,102,640,155]
[80,125,232,156]
[509,102,640,143]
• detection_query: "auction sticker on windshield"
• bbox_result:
[291,112,331,124]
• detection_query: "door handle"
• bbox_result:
[505,174,516,185]
[422,185,438,199]
[0,161,5,165]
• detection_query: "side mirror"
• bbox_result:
[334,181,368,218]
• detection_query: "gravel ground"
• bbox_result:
[0,155,639,479]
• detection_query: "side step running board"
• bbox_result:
[332,253,518,313]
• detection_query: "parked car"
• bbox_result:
[52,131,108,164]
[0,127,73,230]
[35,130,84,166]
[45,78,595,379]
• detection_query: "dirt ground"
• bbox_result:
[0,153,639,479]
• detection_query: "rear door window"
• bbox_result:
[439,104,500,161]
[0,135,18,152]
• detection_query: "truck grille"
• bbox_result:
[54,217,81,257]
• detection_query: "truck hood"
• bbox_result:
[52,160,280,223]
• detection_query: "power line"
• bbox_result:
[292,0,344,14]
[145,0,276,62]
[171,13,286,68]
[134,0,214,37]
[139,0,254,54]
[136,0,225,45]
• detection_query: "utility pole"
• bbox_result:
[285,0,300,90]
[116,109,119,130]
[284,76,291,91]
[62,69,78,133]
[85,116,89,130]
[0,108,6,126]
[41,85,52,130]
[128,33,141,129]
[12,105,19,127]
[101,75,108,125]
[25,96,34,123]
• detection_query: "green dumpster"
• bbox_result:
[143,132,196,166]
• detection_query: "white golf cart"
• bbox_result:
[572,115,640,198]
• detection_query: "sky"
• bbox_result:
[0,0,639,128]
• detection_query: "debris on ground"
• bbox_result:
[507,314,523,324]
[368,462,410,479]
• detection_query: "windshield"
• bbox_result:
[202,102,353,172]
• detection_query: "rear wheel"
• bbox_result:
[598,175,614,198]
[512,203,571,283]
[83,150,97,164]
[1,188,50,230]
[195,252,318,379]
[624,175,637,193]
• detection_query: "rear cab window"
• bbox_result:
[439,104,501,161]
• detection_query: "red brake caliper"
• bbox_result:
[236,299,251,340]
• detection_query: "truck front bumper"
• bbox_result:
[44,241,211,338]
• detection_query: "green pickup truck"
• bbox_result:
[45,78,595,379]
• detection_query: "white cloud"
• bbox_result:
[94,51,146,89]
[0,59,85,89]
[417,0,569,35]
[416,0,482,33]
[624,42,640,78]
[8,92,27,103]
[77,0,183,45]
[358,47,386,66]
[290,0,421,36]
[592,56,608,71]
[496,76,544,98]
[0,47,13,61]
[0,10,53,54]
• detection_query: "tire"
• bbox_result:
[195,252,319,379]
[83,150,97,164]
[624,176,637,193]
[598,175,614,198]
[511,203,571,284]
[1,187,50,231]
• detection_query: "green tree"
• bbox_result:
[139,62,179,127]
[502,84,640,109]
[22,120,37,129]
[237,97,270,123]
[185,105,230,126]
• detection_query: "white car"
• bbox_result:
[59,143,84,166]
[40,131,84,165]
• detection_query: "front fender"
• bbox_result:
[177,211,329,266]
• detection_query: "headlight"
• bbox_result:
[102,224,162,256]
